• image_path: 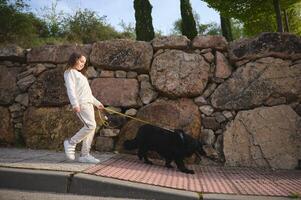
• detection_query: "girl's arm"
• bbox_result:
[92,96,104,110]
[64,70,79,108]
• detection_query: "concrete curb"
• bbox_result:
[0,167,199,200]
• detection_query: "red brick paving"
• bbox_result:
[84,154,301,197]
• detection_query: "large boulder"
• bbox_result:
[229,32,301,63]
[91,78,139,107]
[116,98,201,152]
[90,39,153,73]
[27,44,91,64]
[150,50,210,98]
[151,36,190,50]
[28,68,69,107]
[0,66,21,105]
[23,106,82,149]
[0,107,14,145]
[224,105,301,170]
[211,57,301,110]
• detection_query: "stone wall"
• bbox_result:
[0,32,300,170]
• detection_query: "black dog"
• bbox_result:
[123,124,204,174]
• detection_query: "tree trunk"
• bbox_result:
[220,15,233,41]
[283,9,290,32]
[273,0,283,32]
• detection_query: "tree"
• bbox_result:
[220,15,233,41]
[133,0,155,41]
[202,0,301,34]
[39,0,65,37]
[64,9,120,43]
[180,0,198,39]
[171,12,221,36]
[0,0,48,47]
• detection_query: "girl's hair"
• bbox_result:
[64,52,87,75]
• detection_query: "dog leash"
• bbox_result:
[97,107,174,132]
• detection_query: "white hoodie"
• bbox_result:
[64,69,101,108]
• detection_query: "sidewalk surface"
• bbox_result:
[0,148,300,200]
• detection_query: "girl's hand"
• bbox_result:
[97,103,104,110]
[73,106,80,113]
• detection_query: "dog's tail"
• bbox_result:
[123,138,138,150]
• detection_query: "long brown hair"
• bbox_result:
[64,52,87,75]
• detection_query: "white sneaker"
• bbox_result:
[78,154,100,164]
[64,140,76,160]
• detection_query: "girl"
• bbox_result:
[63,52,104,164]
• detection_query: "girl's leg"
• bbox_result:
[70,103,96,149]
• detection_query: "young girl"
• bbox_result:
[63,52,104,164]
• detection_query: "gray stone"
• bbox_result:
[125,108,137,116]
[91,78,139,107]
[199,105,214,116]
[99,70,114,78]
[139,81,158,105]
[150,50,210,98]
[222,111,233,120]
[202,52,214,63]
[202,117,220,131]
[151,35,190,50]
[27,44,91,64]
[137,74,149,82]
[127,71,138,78]
[9,104,22,112]
[202,83,217,98]
[90,39,153,73]
[86,67,98,78]
[99,129,120,137]
[201,129,215,145]
[194,96,208,106]
[17,74,36,92]
[95,136,114,152]
[192,35,228,51]
[115,70,127,78]
[215,51,232,79]
[211,57,301,110]
[214,112,227,123]
[229,32,301,63]
[224,105,301,170]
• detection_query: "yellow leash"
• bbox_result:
[97,107,174,132]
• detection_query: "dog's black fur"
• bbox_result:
[123,124,204,174]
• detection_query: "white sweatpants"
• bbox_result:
[70,103,96,156]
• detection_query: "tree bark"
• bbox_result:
[283,9,290,32]
[220,15,233,41]
[273,0,283,32]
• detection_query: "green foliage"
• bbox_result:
[134,0,155,41]
[0,0,49,47]
[231,19,244,40]
[64,9,120,43]
[118,20,136,39]
[39,0,65,37]
[286,3,301,35]
[171,12,221,36]
[202,0,301,36]
[180,0,198,39]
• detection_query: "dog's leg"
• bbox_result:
[165,159,173,168]
[138,148,143,161]
[138,147,153,165]
[175,158,194,174]
[143,154,153,165]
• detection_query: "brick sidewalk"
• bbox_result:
[84,154,301,197]
[1,148,300,198]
